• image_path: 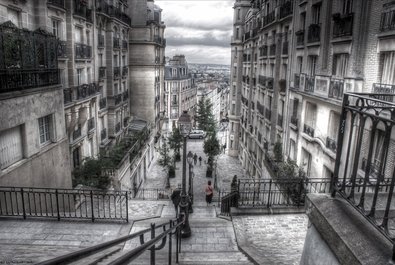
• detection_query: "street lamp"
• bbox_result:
[178,110,192,238]
[187,151,194,213]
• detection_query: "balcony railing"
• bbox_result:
[74,0,93,22]
[333,13,354,38]
[307,24,321,43]
[303,124,315,137]
[269,44,276,56]
[122,40,128,50]
[282,41,289,55]
[326,137,337,152]
[99,67,106,79]
[305,75,315,93]
[122,66,128,78]
[380,10,395,32]
[115,122,121,133]
[113,37,120,49]
[99,97,107,110]
[294,74,300,89]
[329,78,344,100]
[277,114,283,127]
[123,90,129,101]
[295,30,305,46]
[290,115,298,127]
[372,83,395,102]
[58,40,67,58]
[267,77,274,90]
[258,75,266,86]
[72,126,82,141]
[114,93,123,105]
[279,1,293,19]
[263,11,276,27]
[101,128,107,141]
[260,45,268,57]
[88,117,95,131]
[75,43,92,59]
[48,0,65,9]
[63,83,100,105]
[113,66,120,79]
[265,108,272,120]
[96,0,131,26]
[98,34,105,47]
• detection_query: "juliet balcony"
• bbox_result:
[307,23,321,43]
[47,0,65,9]
[295,29,305,46]
[75,43,92,60]
[380,10,395,32]
[332,13,354,38]
[98,34,105,48]
[73,0,93,23]
[0,22,60,93]
[63,83,100,105]
[278,0,293,20]
[96,0,131,26]
[122,66,128,78]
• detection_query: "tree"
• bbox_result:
[72,157,111,190]
[157,138,175,179]
[168,127,183,161]
[203,132,221,177]
[195,96,216,132]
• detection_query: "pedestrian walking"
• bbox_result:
[171,187,181,217]
[193,153,198,165]
[198,156,202,166]
[205,180,214,206]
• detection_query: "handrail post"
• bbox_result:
[55,189,60,221]
[90,190,95,222]
[176,222,179,263]
[168,220,172,265]
[267,179,272,208]
[125,191,129,223]
[150,223,155,265]
[21,188,26,220]
[298,179,303,207]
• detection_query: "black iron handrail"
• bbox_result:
[0,187,128,222]
[37,218,184,265]
[220,191,239,216]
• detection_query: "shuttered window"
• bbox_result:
[0,126,23,169]
[39,115,52,144]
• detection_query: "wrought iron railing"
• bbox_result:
[75,43,92,59]
[269,44,276,56]
[47,0,65,9]
[279,0,293,19]
[303,124,315,137]
[57,40,67,58]
[220,191,238,216]
[372,83,395,102]
[123,90,129,101]
[260,45,268,57]
[114,93,123,105]
[295,30,305,46]
[0,187,128,222]
[326,137,337,153]
[99,97,107,110]
[263,11,276,27]
[122,66,128,78]
[329,78,344,100]
[294,73,300,89]
[307,23,321,43]
[63,83,100,104]
[99,66,106,79]
[74,0,93,22]
[267,77,274,90]
[132,189,170,200]
[114,66,120,79]
[113,37,120,49]
[333,13,354,37]
[37,218,184,265]
[333,92,395,259]
[304,75,315,93]
[88,117,95,131]
[380,10,395,32]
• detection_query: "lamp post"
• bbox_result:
[178,111,192,238]
[187,151,194,213]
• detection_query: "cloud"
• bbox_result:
[166,45,231,65]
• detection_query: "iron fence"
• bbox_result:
[333,13,354,37]
[307,23,321,43]
[132,189,170,200]
[0,187,128,222]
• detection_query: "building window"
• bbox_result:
[343,0,353,14]
[305,102,317,128]
[0,126,23,169]
[77,68,83,85]
[52,19,60,38]
[308,56,317,76]
[332,54,349,78]
[312,3,321,24]
[38,115,52,145]
[289,139,296,161]
[300,12,306,30]
[72,147,80,168]
[301,148,312,177]
[328,112,340,139]
[297,56,303,73]
[75,27,82,43]
[380,51,395,84]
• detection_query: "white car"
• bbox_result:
[189,130,206,139]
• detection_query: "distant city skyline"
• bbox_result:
[156,0,233,65]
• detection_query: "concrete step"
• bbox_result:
[68,246,122,265]
[178,251,254,264]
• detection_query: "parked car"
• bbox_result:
[189,129,206,139]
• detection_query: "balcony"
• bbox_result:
[277,114,283,127]
[265,108,272,120]
[307,24,321,43]
[99,97,107,110]
[303,124,315,138]
[242,75,250,84]
[282,41,289,55]
[304,75,315,93]
[279,1,293,20]
[88,117,95,132]
[63,83,100,105]
[73,0,93,22]
[99,67,106,79]
[259,75,266,86]
[75,43,92,59]
[122,66,128,78]
[115,122,121,133]
[326,137,337,153]
[372,83,395,102]
[269,44,276,56]
[101,128,107,142]
[113,67,120,79]
[58,40,67,58]
[72,126,81,141]
[122,90,129,101]
[263,11,276,27]
[48,0,65,9]
[113,37,120,49]
[329,78,344,100]
[290,115,298,128]
[114,93,123,105]
[294,74,300,89]
[380,10,395,32]
[98,34,105,47]
[96,0,131,26]
[0,22,60,93]
[260,45,268,57]
[333,13,354,38]
[267,78,274,90]
[295,30,305,46]
[122,40,128,50]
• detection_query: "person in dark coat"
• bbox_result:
[193,153,198,165]
[171,187,181,217]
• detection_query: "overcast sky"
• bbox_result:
[155,0,234,65]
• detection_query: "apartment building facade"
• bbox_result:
[0,0,72,188]
[231,0,395,180]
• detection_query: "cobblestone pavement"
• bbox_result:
[232,214,308,265]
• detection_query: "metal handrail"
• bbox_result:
[38,218,184,265]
